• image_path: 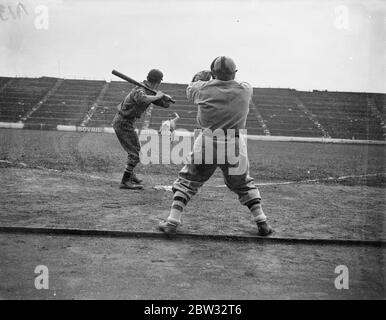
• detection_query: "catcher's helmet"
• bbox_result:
[210,56,237,78]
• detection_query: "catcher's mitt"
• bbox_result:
[192,70,212,82]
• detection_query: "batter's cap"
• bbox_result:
[210,56,237,75]
[147,69,163,82]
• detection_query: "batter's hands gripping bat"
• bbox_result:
[111,69,175,104]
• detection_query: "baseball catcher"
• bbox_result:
[159,56,273,236]
[112,69,171,190]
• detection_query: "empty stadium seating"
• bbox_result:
[296,91,384,140]
[0,77,10,89]
[252,89,322,137]
[26,79,106,126]
[0,77,57,122]
[372,94,385,119]
[87,81,135,127]
[0,76,385,140]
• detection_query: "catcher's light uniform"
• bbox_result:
[173,79,263,208]
[164,60,268,231]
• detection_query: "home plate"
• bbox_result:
[153,185,173,192]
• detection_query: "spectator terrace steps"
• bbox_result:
[0,77,385,141]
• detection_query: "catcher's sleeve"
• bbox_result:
[187,81,207,103]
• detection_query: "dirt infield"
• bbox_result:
[0,128,385,299]
[0,167,385,241]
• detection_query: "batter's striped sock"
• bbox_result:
[167,191,189,225]
[245,199,267,223]
[124,163,135,175]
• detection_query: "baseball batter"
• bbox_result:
[159,56,273,236]
[112,69,170,190]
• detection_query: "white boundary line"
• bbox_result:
[0,160,119,183]
[155,172,386,191]
[1,122,386,145]
[216,173,386,187]
[0,122,24,129]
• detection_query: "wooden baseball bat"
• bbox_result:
[111,69,175,103]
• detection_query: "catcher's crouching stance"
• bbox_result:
[159,56,273,236]
[112,69,171,190]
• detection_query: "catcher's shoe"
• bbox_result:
[158,220,179,234]
[256,221,274,236]
[120,180,144,190]
[130,172,143,184]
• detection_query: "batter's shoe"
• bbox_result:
[131,172,143,184]
[256,221,273,236]
[120,171,143,190]
[120,180,144,190]
[158,220,179,234]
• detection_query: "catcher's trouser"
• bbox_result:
[170,134,266,223]
[112,114,141,174]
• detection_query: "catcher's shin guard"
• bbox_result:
[167,190,189,224]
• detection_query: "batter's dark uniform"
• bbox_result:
[112,86,153,179]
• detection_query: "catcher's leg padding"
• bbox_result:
[219,164,266,221]
[172,163,217,199]
[168,163,216,225]
[245,199,267,223]
[167,190,189,224]
[219,164,261,204]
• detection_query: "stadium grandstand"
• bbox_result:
[0,76,385,141]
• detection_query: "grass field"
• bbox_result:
[0,128,385,299]
[1,128,385,185]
